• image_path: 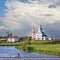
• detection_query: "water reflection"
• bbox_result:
[0,46,60,60]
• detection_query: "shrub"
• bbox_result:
[27,46,34,52]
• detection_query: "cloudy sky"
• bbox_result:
[0,0,60,38]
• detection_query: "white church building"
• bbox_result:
[32,25,48,40]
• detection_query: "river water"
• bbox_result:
[0,46,60,60]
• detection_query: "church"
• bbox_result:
[32,25,48,40]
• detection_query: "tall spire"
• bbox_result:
[40,25,43,32]
[38,25,43,33]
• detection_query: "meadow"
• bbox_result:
[16,40,60,56]
[0,40,60,56]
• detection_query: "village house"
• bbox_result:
[7,35,19,42]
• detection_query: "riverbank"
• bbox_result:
[0,40,60,56]
[16,40,60,56]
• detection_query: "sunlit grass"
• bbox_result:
[16,40,60,56]
[29,44,60,55]
[0,40,60,56]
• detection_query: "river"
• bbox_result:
[0,46,60,60]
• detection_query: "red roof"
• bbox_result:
[8,36,17,38]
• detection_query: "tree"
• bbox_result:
[22,37,34,52]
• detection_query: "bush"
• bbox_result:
[27,46,34,52]
[0,40,2,43]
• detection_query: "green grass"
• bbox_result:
[0,40,60,56]
[16,40,60,56]
[29,44,60,55]
[0,42,22,46]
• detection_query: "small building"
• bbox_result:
[7,35,19,42]
[48,37,52,40]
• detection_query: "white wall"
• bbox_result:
[7,38,19,42]
[35,34,42,40]
[48,38,52,40]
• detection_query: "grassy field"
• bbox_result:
[0,40,60,56]
[16,40,60,56]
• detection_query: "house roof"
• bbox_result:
[8,36,17,38]
[42,32,47,37]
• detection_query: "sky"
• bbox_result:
[0,0,60,38]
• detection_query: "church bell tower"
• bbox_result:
[32,27,35,40]
[40,25,43,32]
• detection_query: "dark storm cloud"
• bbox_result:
[48,5,56,8]
[48,0,60,8]
[19,0,29,3]
[40,14,54,16]
[44,22,60,38]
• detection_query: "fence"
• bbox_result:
[0,57,60,60]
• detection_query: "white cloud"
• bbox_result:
[1,0,60,36]
[0,26,8,31]
[28,0,57,5]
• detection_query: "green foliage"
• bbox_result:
[24,36,31,40]
[0,42,22,46]
[21,40,60,55]
[27,46,34,52]
[0,40,2,43]
[22,37,32,52]
[22,41,27,51]
[0,40,60,56]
